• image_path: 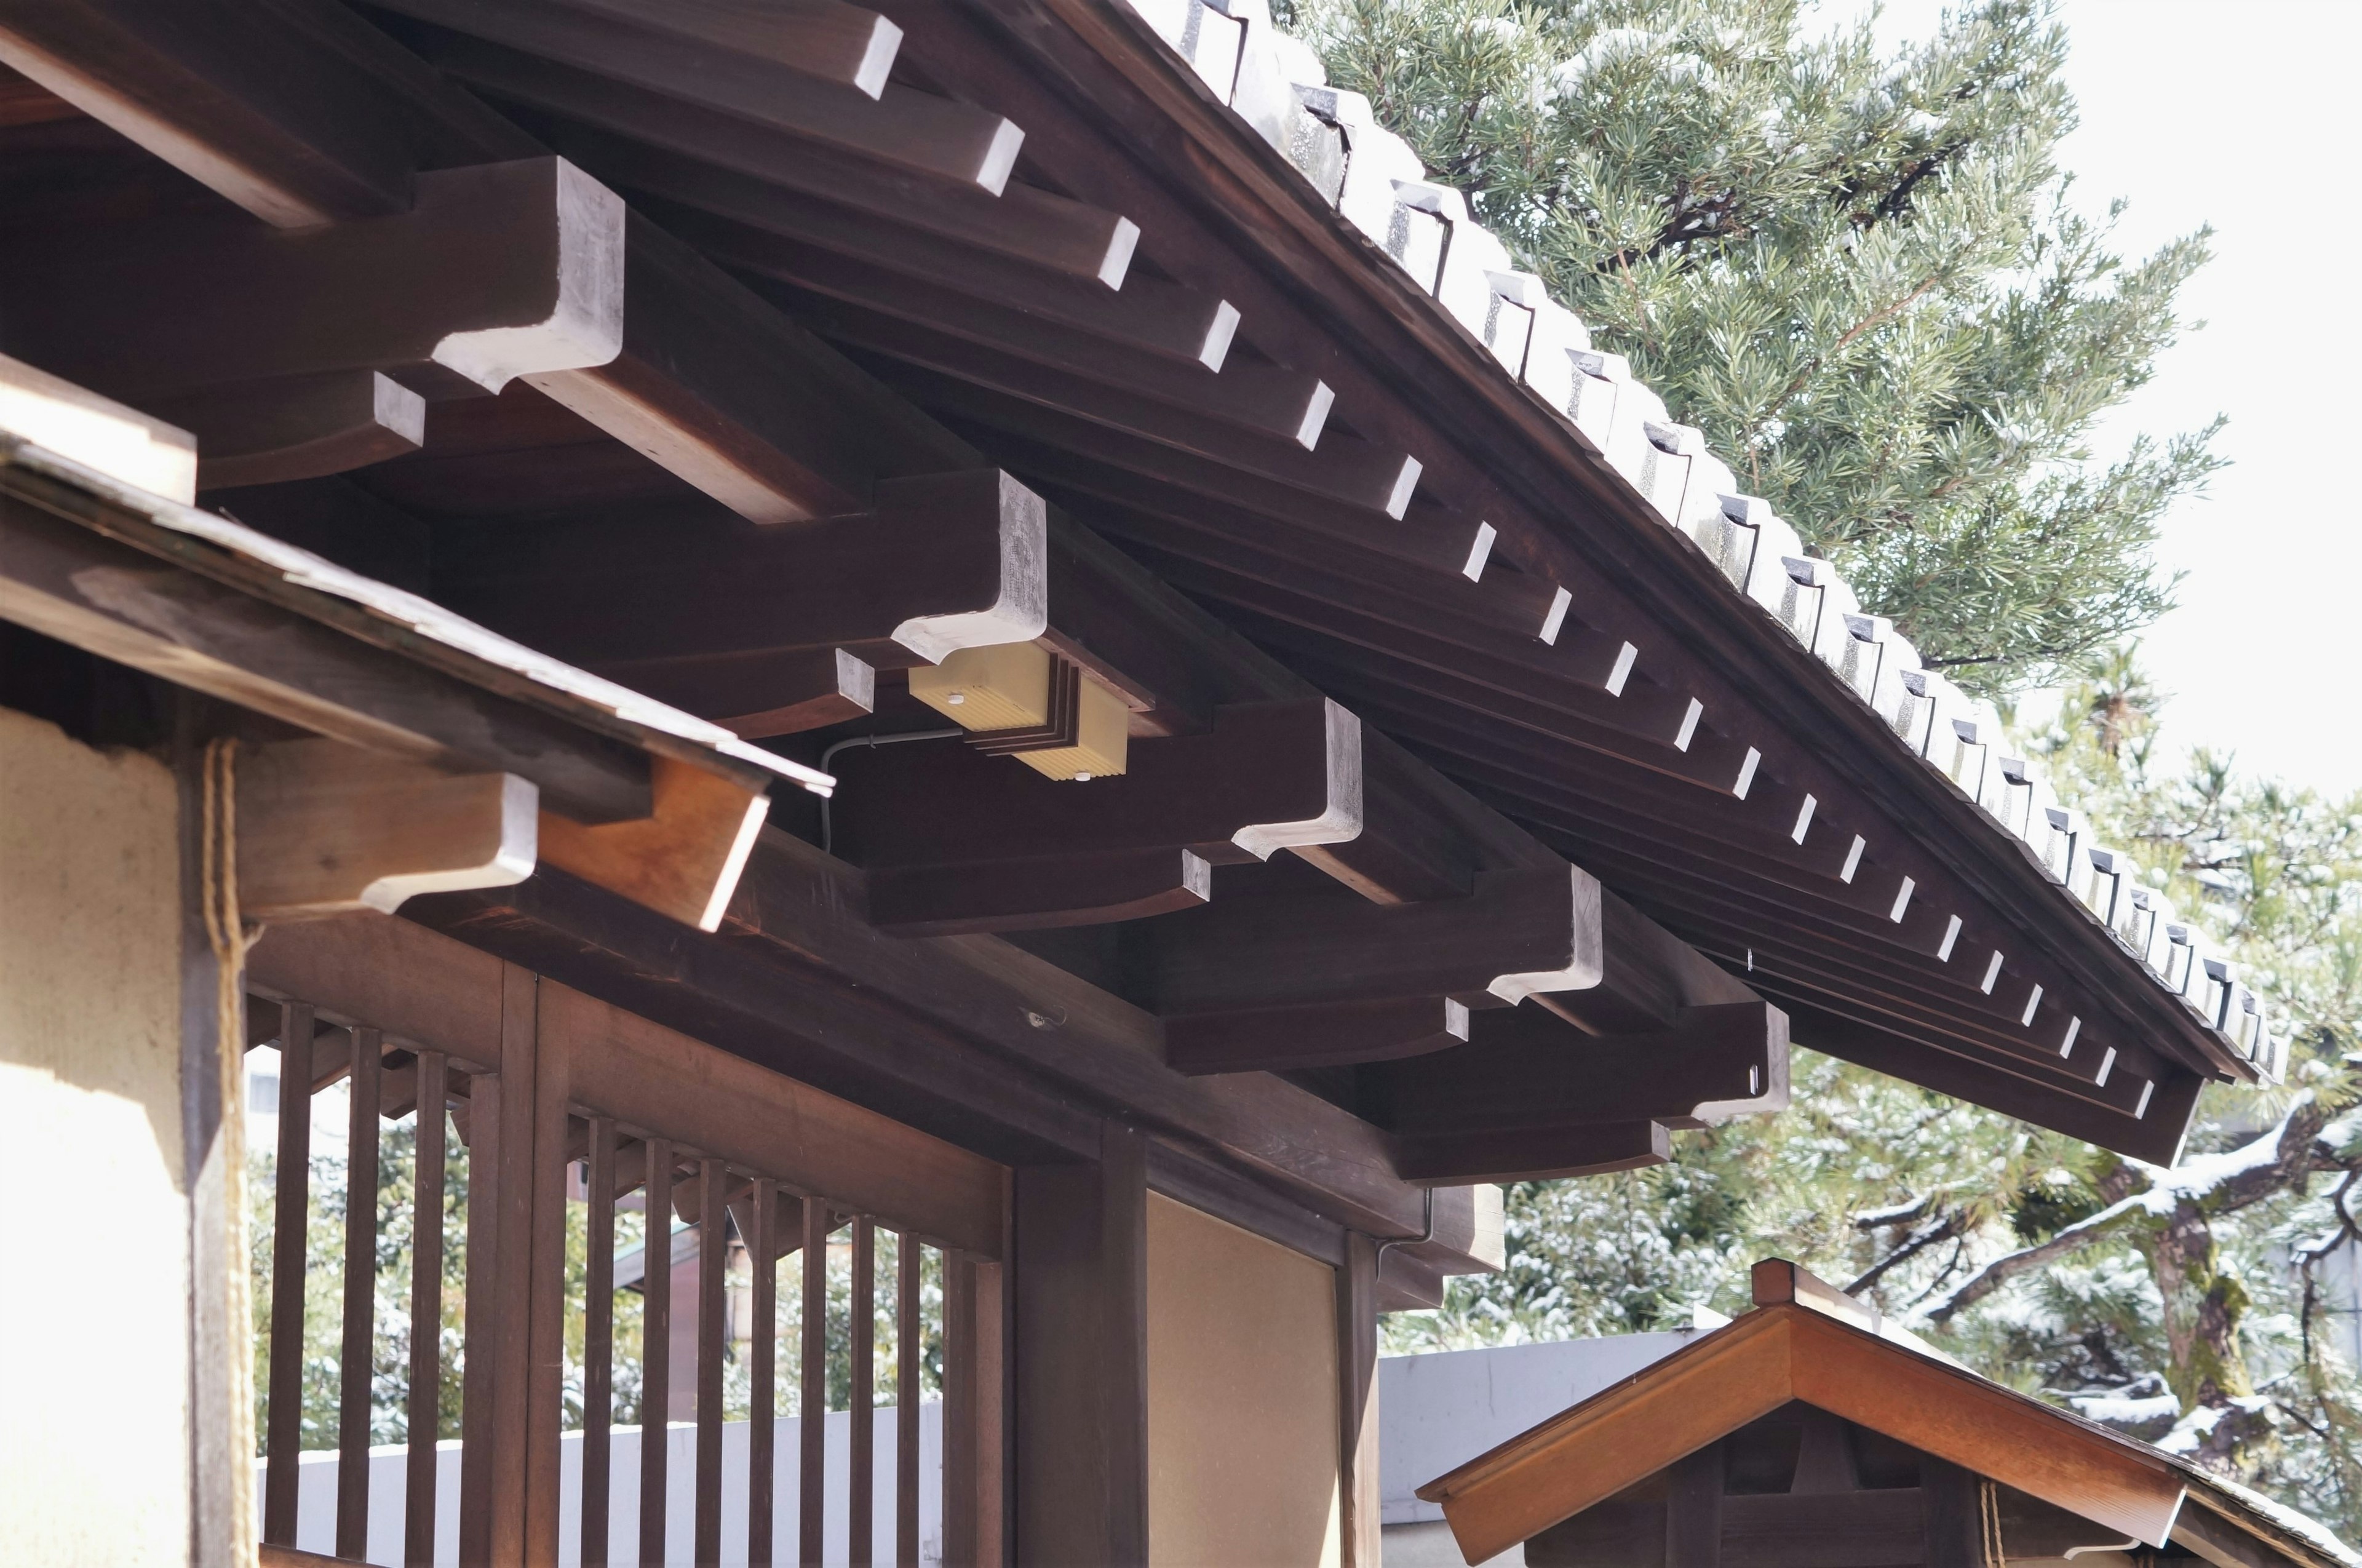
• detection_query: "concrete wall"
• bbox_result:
[0,706,193,1564]
[1145,1193,1342,1567]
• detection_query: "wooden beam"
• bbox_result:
[235,737,536,918]
[537,754,768,933]
[870,845,1213,936]
[440,46,1139,285]
[1011,1126,1150,1567]
[527,213,966,525]
[867,349,1423,520]
[1166,994,1468,1075]
[1372,1001,1786,1139]
[145,370,425,490]
[0,0,533,227]
[831,697,1359,873]
[372,0,1022,191]
[1391,1120,1671,1185]
[0,155,625,397]
[1134,867,1602,1015]
[745,261,1334,449]
[0,471,654,822]
[619,646,875,739]
[629,186,1236,368]
[438,466,1046,676]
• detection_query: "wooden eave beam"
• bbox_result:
[435,466,1047,677]
[0,462,652,822]
[934,0,2247,1084]
[0,154,625,399]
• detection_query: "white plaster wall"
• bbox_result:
[0,705,191,1564]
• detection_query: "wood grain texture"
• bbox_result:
[538,754,768,932]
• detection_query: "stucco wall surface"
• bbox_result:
[1146,1192,1342,1567]
[0,704,192,1564]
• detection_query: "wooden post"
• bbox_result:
[458,961,559,1567]
[800,1195,831,1568]
[1921,1456,1983,1568]
[336,1027,383,1559]
[639,1136,675,1568]
[895,1235,921,1568]
[1666,1441,1724,1567]
[580,1117,616,1568]
[1336,1231,1382,1568]
[263,1000,314,1546]
[749,1179,781,1568]
[849,1217,877,1567]
[405,1050,447,1568]
[1010,1123,1147,1567]
[696,1158,730,1564]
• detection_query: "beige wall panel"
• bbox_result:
[0,706,191,1565]
[1147,1192,1343,1567]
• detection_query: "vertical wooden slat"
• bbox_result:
[896,1236,921,1568]
[800,1196,830,1568]
[524,1051,575,1566]
[457,1068,503,1566]
[404,1050,448,1568]
[943,1256,977,1568]
[263,1000,314,1546]
[1337,1231,1382,1568]
[640,1137,676,1568]
[581,1117,618,1568]
[1921,1456,1982,1568]
[695,1158,730,1566]
[849,1218,877,1567]
[336,1027,383,1560]
[749,1179,781,1568]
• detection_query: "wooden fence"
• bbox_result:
[245,916,1008,1567]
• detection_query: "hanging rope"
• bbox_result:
[201,738,264,1568]
[1979,1476,2010,1567]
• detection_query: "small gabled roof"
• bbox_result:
[1415,1260,2355,1568]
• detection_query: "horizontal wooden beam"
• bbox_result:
[1134,867,1602,1014]
[448,46,1138,285]
[150,370,424,490]
[1166,995,1468,1075]
[538,753,770,933]
[439,466,1047,678]
[236,738,536,919]
[0,0,534,226]
[370,0,1020,191]
[631,185,1236,368]
[869,845,1213,937]
[0,154,624,397]
[1391,1119,1670,1186]
[527,213,968,525]
[0,468,653,822]
[1372,1001,1787,1137]
[832,697,1358,872]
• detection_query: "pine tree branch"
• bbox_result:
[1845,1207,1967,1296]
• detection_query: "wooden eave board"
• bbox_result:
[1416,1303,2189,1566]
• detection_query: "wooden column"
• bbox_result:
[1921,1456,1983,1568]
[1336,1231,1382,1568]
[457,963,566,1568]
[1011,1123,1146,1567]
[1666,1441,1724,1568]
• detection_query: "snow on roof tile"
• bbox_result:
[1121,0,2275,1081]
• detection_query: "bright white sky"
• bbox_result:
[1811,0,2362,795]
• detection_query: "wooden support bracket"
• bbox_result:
[166,370,424,491]
[538,754,769,931]
[236,738,536,920]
